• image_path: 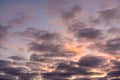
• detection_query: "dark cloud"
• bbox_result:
[42,56,108,80]
[76,28,102,40]
[29,42,62,53]
[108,70,120,77]
[18,28,60,41]
[0,74,17,80]
[0,58,42,80]
[111,60,120,70]
[30,54,46,62]
[19,72,41,80]
[78,55,105,68]
[68,20,103,41]
[8,55,26,61]
[69,22,102,40]
[0,67,29,76]
[42,71,74,80]
[0,60,12,68]
[56,62,89,75]
[30,53,72,62]
[111,78,120,80]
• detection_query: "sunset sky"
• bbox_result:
[0,0,120,80]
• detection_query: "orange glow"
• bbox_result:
[65,45,79,53]
[41,66,55,72]
[64,44,86,54]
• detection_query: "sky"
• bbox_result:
[0,0,120,80]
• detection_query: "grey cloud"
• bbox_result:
[78,55,106,68]
[0,60,12,68]
[29,42,62,53]
[0,25,9,42]
[76,28,102,40]
[42,57,107,80]
[98,7,120,23]
[108,70,120,77]
[42,71,74,80]
[18,28,60,41]
[68,21,103,41]
[88,17,102,26]
[30,54,46,62]
[29,52,75,72]
[111,78,120,80]
[56,63,93,75]
[19,72,41,80]
[48,0,82,22]
[68,21,86,32]
[0,13,28,49]
[0,74,17,80]
[8,55,26,61]
[90,37,120,54]
[0,67,29,76]
[108,27,120,36]
[103,38,120,54]
[62,5,82,22]
[0,58,42,80]
[69,24,102,40]
[111,60,120,70]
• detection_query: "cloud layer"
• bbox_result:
[0,0,120,80]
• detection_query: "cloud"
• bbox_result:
[76,28,102,40]
[61,5,82,23]
[69,22,102,41]
[107,60,120,79]
[98,7,120,23]
[0,60,12,68]
[78,55,106,68]
[41,55,109,79]
[8,55,26,61]
[0,67,29,76]
[0,25,9,42]
[0,74,17,80]
[29,42,62,53]
[19,72,41,80]
[47,0,83,25]
[108,27,120,36]
[0,58,42,80]
[1,0,120,80]
[68,21,86,32]
[0,13,31,52]
[108,70,120,77]
[42,61,89,80]
[18,28,61,41]
[89,37,120,55]
[111,60,120,70]
[104,38,120,54]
